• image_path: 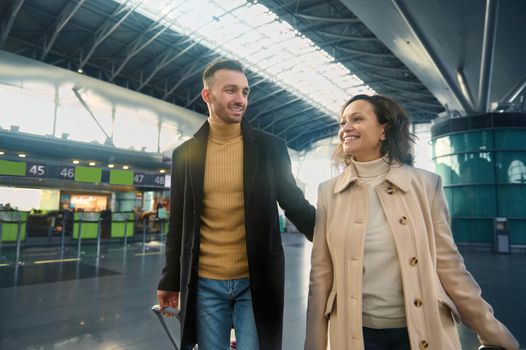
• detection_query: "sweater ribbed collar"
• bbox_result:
[208,117,242,140]
[351,157,390,178]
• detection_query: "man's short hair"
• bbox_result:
[202,59,244,87]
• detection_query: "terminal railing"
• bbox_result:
[0,211,28,264]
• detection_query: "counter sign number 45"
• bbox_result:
[26,163,47,177]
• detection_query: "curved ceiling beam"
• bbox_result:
[338,45,395,58]
[110,9,176,81]
[0,0,26,48]
[295,128,337,151]
[249,96,303,121]
[352,58,411,73]
[314,30,377,42]
[277,113,334,137]
[477,0,498,113]
[39,0,85,60]
[295,13,361,23]
[138,40,199,91]
[262,105,318,131]
[286,122,336,145]
[163,60,204,99]
[78,0,139,70]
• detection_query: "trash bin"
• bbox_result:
[494,217,510,254]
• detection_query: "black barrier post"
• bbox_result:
[142,217,147,253]
[15,219,22,264]
[47,225,53,245]
[123,220,128,248]
[160,219,165,252]
[77,219,83,259]
[60,214,66,253]
[0,219,3,258]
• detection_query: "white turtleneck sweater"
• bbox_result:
[352,157,406,329]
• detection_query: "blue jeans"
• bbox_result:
[196,277,259,350]
[363,327,410,350]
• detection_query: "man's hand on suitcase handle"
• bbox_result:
[157,290,180,317]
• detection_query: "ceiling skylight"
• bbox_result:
[117,0,375,117]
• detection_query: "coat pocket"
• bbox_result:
[437,297,461,323]
[324,290,337,318]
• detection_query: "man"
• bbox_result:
[157,59,315,350]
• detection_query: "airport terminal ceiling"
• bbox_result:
[1,0,524,152]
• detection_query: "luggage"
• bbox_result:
[152,304,185,350]
[152,304,237,350]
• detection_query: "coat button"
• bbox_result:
[409,257,418,266]
[414,298,423,307]
[386,187,395,195]
[399,216,408,225]
[419,340,429,349]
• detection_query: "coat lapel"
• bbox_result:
[188,121,209,215]
[333,163,359,194]
[385,162,412,192]
[242,119,259,207]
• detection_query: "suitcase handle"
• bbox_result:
[152,304,181,350]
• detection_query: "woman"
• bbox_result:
[305,95,519,350]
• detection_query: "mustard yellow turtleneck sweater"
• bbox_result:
[198,118,249,280]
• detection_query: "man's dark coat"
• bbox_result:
[158,119,315,350]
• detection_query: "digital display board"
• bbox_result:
[75,166,102,183]
[0,159,167,188]
[110,169,133,185]
[0,159,26,176]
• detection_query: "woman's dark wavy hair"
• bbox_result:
[332,94,416,166]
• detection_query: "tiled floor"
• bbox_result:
[0,234,524,349]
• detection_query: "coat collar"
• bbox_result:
[333,161,412,194]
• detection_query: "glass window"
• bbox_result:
[451,185,496,216]
[113,107,158,152]
[433,136,452,157]
[495,151,526,183]
[456,152,495,184]
[0,83,54,135]
[494,130,526,150]
[452,218,493,244]
[497,185,526,217]
[509,220,526,245]
[435,156,452,184]
[450,131,492,153]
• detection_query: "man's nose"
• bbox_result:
[233,92,246,104]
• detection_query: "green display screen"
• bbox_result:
[109,169,133,185]
[0,160,26,176]
[74,166,102,183]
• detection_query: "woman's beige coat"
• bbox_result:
[305,163,519,350]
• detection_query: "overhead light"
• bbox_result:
[0,151,4,155]
[89,162,96,166]
[72,160,80,164]
[160,169,166,174]
[122,165,129,170]
[77,68,83,74]
[108,164,115,168]
[18,153,26,158]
